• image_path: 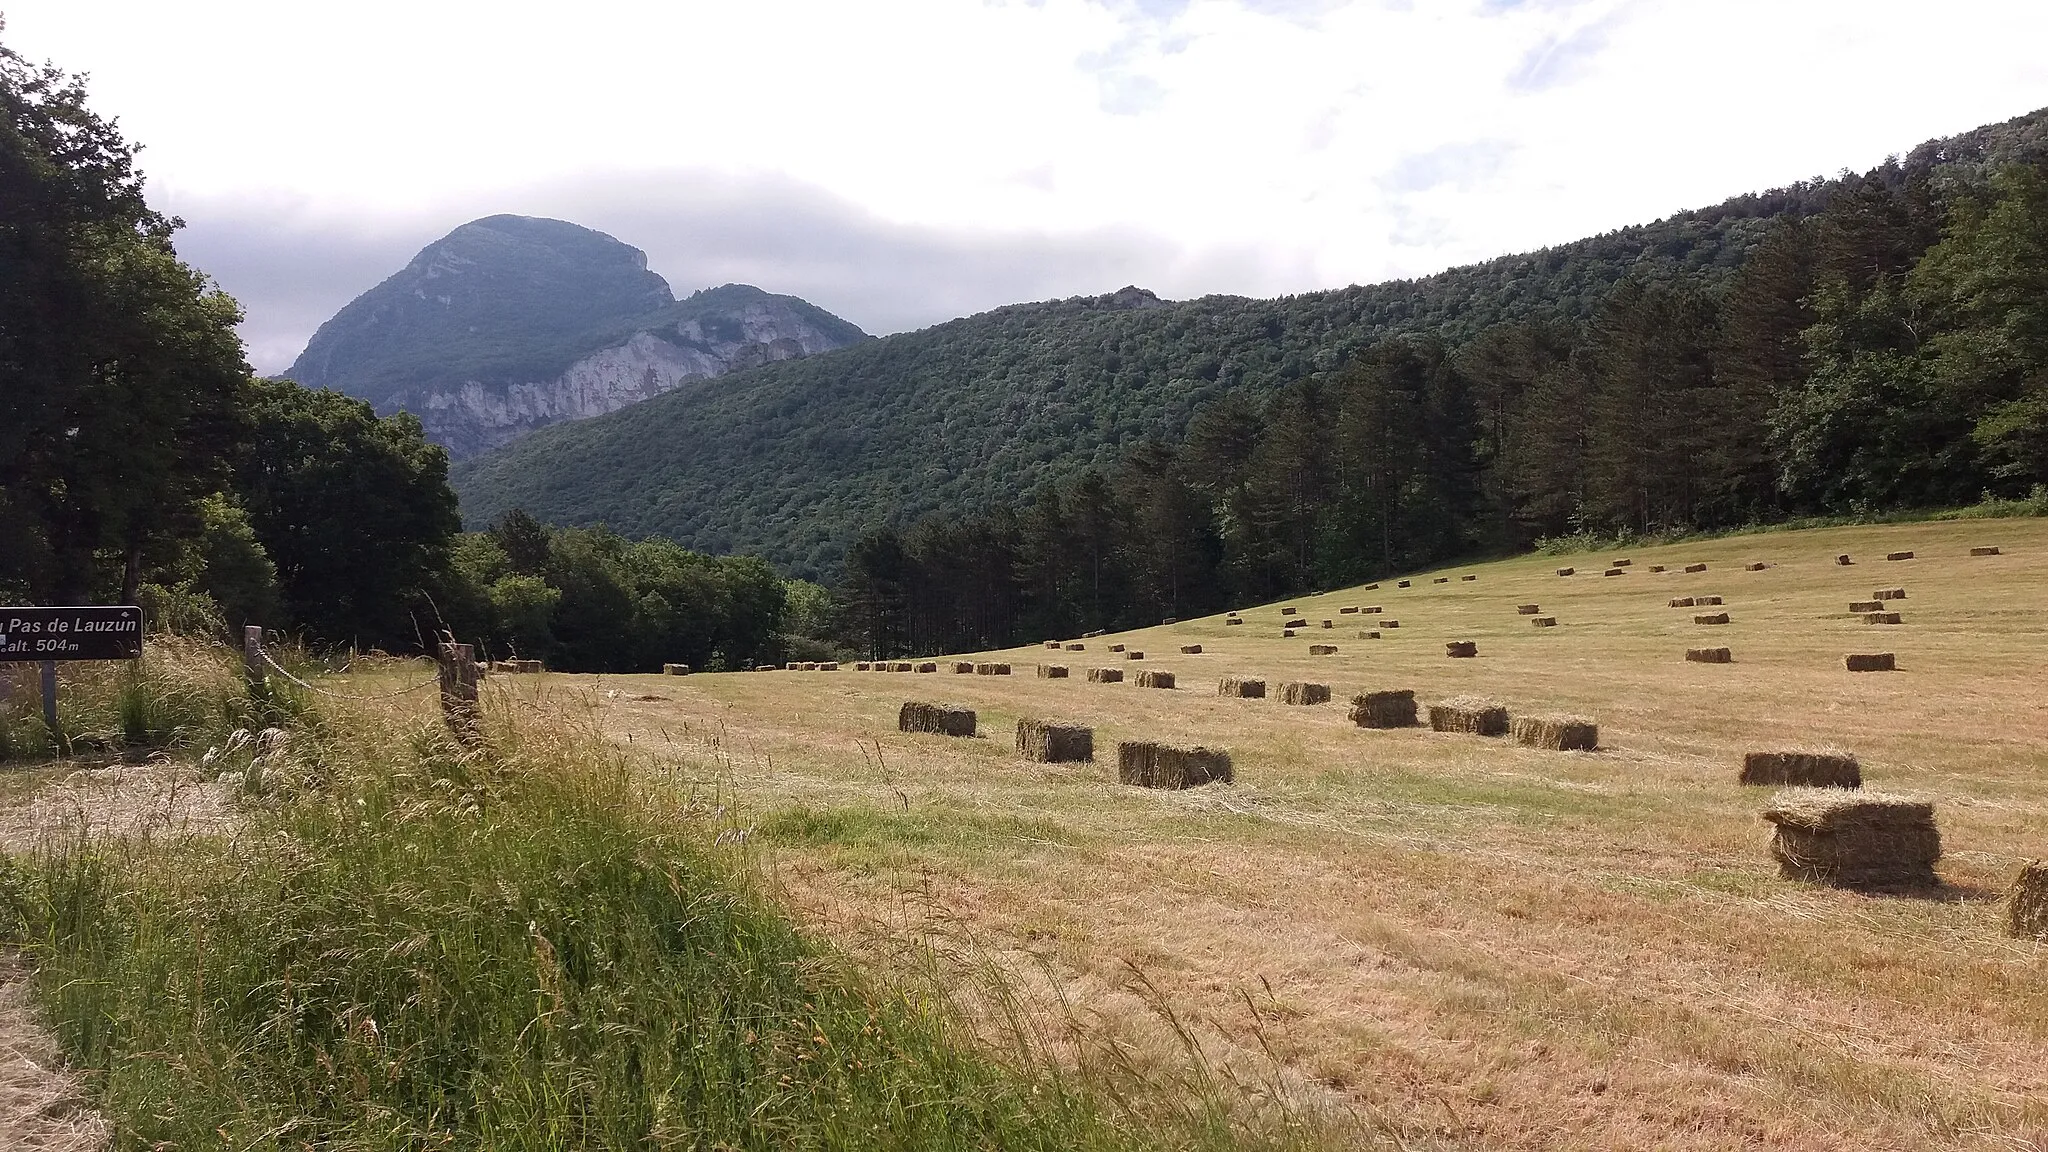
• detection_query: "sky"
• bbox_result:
[5,0,2048,374]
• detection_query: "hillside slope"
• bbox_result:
[286,215,868,457]
[452,108,2048,576]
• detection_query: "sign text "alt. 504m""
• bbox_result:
[0,606,144,661]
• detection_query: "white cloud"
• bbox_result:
[5,0,2045,371]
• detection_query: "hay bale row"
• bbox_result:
[1510,715,1598,751]
[1280,681,1331,706]
[1874,587,1906,600]
[1134,669,1176,689]
[1845,653,1895,672]
[899,702,975,737]
[1886,551,1914,561]
[1864,612,1902,625]
[1349,690,1416,728]
[1556,567,1575,577]
[1309,644,1338,656]
[1764,789,1939,889]
[1037,664,1069,679]
[1179,644,1203,654]
[1218,677,1266,699]
[1848,600,1883,613]
[1446,641,1478,658]
[1684,563,1708,573]
[1087,667,1125,683]
[1742,750,1860,789]
[1516,603,1541,615]
[1531,617,1557,628]
[1686,646,1731,663]
[1669,597,1696,608]
[2007,861,2048,940]
[975,662,1011,675]
[663,663,691,675]
[1972,546,2002,557]
[1017,718,1093,763]
[1694,613,1730,625]
[1117,742,1232,789]
[1430,696,1507,736]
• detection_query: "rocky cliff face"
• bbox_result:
[285,215,867,458]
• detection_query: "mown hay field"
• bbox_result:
[544,518,2048,1151]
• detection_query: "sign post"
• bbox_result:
[0,606,145,744]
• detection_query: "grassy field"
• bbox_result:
[514,517,2048,1151]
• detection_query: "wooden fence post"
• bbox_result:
[437,641,480,743]
[244,625,266,692]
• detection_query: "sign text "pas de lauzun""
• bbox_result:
[0,606,143,661]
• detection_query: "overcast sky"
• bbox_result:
[6,0,2047,373]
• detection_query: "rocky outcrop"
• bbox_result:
[286,215,867,457]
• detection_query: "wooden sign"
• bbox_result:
[0,606,144,661]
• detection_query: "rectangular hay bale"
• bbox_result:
[1741,750,1860,788]
[1848,600,1883,613]
[1037,664,1069,678]
[2006,861,2048,940]
[1349,690,1417,728]
[1685,563,1707,573]
[1516,604,1540,614]
[1218,676,1266,698]
[1446,641,1478,657]
[1603,568,1624,577]
[1179,644,1202,654]
[1972,546,2002,557]
[974,662,1012,675]
[1133,669,1175,689]
[664,663,692,675]
[1844,652,1895,672]
[1863,612,1902,625]
[1017,717,1094,763]
[1117,741,1232,789]
[1340,606,1359,614]
[1763,789,1939,889]
[1686,647,1731,663]
[1874,588,1906,600]
[1087,667,1125,683]
[1556,567,1575,577]
[1696,595,1723,605]
[1531,617,1557,627]
[898,701,976,737]
[1280,681,1331,706]
[1669,597,1696,608]
[1886,551,1914,561]
[1226,618,1244,625]
[1308,644,1337,656]
[1429,696,1508,736]
[1510,715,1598,751]
[952,661,975,674]
[1694,613,1730,625]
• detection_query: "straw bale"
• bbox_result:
[1874,588,1906,600]
[664,663,692,675]
[1556,567,1575,577]
[1117,742,1232,789]
[786,662,800,671]
[1179,644,1203,654]
[1281,607,1298,616]
[1349,689,1417,728]
[1430,696,1508,736]
[1282,629,1297,638]
[910,662,933,672]
[801,662,818,671]
[1531,617,1557,628]
[898,701,976,738]
[855,661,871,671]
[1218,677,1266,699]
[1694,613,1730,625]
[1848,600,1882,613]
[1364,582,1381,590]
[1362,606,1383,614]
[1604,568,1624,577]
[1398,580,1412,588]
[1162,617,1178,625]
[1125,650,1145,660]
[1446,640,1478,658]
[1836,554,1853,565]
[1380,620,1400,628]
[1085,630,1105,638]
[1044,640,1062,650]
[1612,558,1632,567]
[1741,750,1860,788]
[1685,647,1731,663]
[1746,562,1767,571]
[1341,606,1359,614]
[2005,861,2048,940]
[1696,595,1723,605]
[900,662,922,672]
[1886,551,1914,561]
[1845,652,1896,672]
[1669,597,1696,608]
[974,662,1012,675]
[1134,669,1176,689]
[1065,642,1085,651]
[1037,664,1069,679]
[1516,604,1541,614]
[1510,714,1598,751]
[1226,618,1244,625]
[1017,718,1093,763]
[1308,644,1338,656]
[1087,667,1125,683]
[1280,681,1331,705]
[1864,612,1902,625]
[821,662,841,671]
[1433,577,1449,584]
[1685,563,1708,573]
[952,661,975,673]
[1649,565,1666,573]
[1461,574,1478,582]
[1763,789,1939,888]
[1972,546,2002,557]
[1110,643,1126,653]
[1320,619,1334,628]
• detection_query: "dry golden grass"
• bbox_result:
[547,518,2048,1150]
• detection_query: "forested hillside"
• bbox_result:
[455,107,2048,586]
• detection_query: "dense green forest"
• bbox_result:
[454,107,2048,582]
[0,35,793,671]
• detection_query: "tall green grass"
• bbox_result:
[0,666,1348,1150]
[0,636,297,762]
